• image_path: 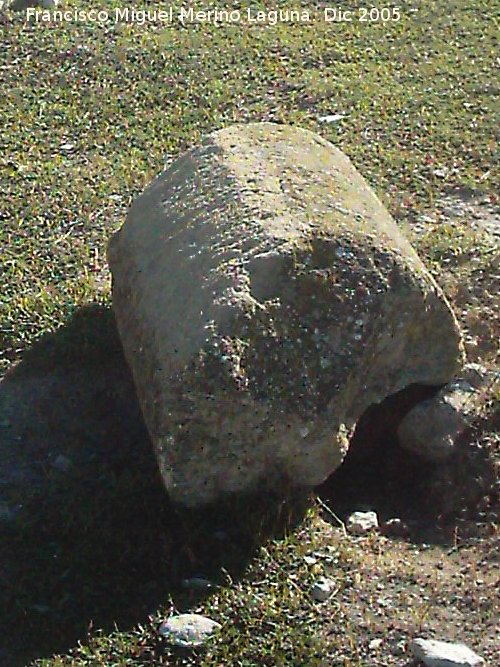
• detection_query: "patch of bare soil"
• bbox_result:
[409,191,499,364]
[314,376,499,665]
[302,514,499,666]
[414,191,499,240]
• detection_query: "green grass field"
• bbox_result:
[1,1,498,665]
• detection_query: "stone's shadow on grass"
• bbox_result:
[0,304,309,667]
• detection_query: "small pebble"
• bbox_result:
[312,577,337,602]
[0,501,18,522]
[31,604,51,614]
[51,455,72,472]
[304,555,317,565]
[318,113,346,124]
[181,577,214,591]
[381,517,409,538]
[411,638,484,667]
[159,613,221,648]
[347,510,379,535]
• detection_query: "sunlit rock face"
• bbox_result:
[108,122,464,507]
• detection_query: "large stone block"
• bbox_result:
[108,122,464,506]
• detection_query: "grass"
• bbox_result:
[0,1,498,665]
[1,0,498,369]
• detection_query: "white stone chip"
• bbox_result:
[318,113,347,123]
[411,638,485,667]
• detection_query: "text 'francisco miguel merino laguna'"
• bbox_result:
[26,7,313,25]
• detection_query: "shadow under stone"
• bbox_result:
[2,305,494,665]
[317,382,498,545]
[0,304,308,667]
[317,384,442,523]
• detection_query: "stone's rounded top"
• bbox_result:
[113,121,420,275]
[203,121,336,159]
[172,122,420,260]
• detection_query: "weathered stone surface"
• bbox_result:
[108,122,464,506]
[398,363,498,461]
[411,638,484,666]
